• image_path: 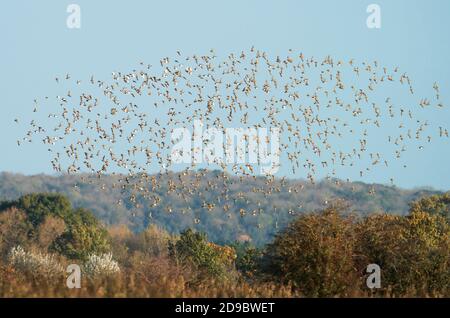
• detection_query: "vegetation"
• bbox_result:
[262,204,358,297]
[0,172,440,246]
[0,188,448,297]
[0,193,109,260]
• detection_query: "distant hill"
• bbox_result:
[0,171,441,246]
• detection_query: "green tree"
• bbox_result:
[0,193,72,227]
[53,208,110,260]
[231,241,262,279]
[169,229,234,281]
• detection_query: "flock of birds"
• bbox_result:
[16,48,448,225]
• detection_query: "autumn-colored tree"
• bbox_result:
[263,205,358,297]
[128,224,172,257]
[356,210,449,296]
[108,224,133,264]
[409,193,450,223]
[0,208,31,259]
[403,211,449,295]
[355,213,409,295]
[37,216,66,250]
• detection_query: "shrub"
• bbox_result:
[52,207,110,260]
[403,211,449,296]
[128,224,172,257]
[262,206,358,297]
[355,211,449,296]
[0,193,72,227]
[169,229,236,281]
[8,246,64,278]
[231,241,263,279]
[83,253,120,278]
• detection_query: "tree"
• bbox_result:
[0,208,31,259]
[356,211,449,296]
[404,211,449,295]
[231,241,263,279]
[169,229,235,281]
[128,224,172,257]
[262,206,357,297]
[409,193,450,223]
[355,213,409,295]
[0,194,110,260]
[0,193,72,227]
[53,208,110,260]
[37,216,66,250]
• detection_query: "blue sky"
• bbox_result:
[1,0,449,190]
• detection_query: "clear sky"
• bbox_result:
[1,0,449,190]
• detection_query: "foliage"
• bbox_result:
[0,193,72,227]
[0,190,448,297]
[0,193,110,261]
[128,224,172,257]
[52,207,110,260]
[409,193,450,223]
[169,229,236,281]
[0,208,31,259]
[403,211,449,295]
[37,216,66,250]
[231,241,263,279]
[8,245,64,278]
[262,205,358,297]
[355,213,408,295]
[83,253,120,278]
[0,172,440,246]
[356,211,449,296]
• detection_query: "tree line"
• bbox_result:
[0,192,448,297]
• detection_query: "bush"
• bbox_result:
[169,229,236,281]
[37,216,66,250]
[128,224,172,257]
[355,210,449,296]
[0,193,72,227]
[262,206,358,297]
[83,253,120,278]
[8,246,64,279]
[231,241,263,279]
[403,211,449,296]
